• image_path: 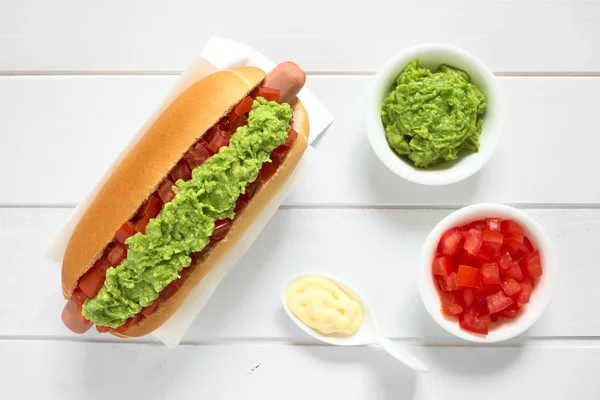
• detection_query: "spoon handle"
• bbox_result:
[377,336,428,373]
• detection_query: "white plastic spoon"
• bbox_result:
[281,272,428,373]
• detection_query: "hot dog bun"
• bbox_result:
[60,65,309,336]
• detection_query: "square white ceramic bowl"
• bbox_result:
[366,43,502,186]
[419,204,559,343]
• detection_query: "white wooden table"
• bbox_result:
[2,1,600,398]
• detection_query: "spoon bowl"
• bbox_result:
[281,272,428,373]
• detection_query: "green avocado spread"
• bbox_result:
[82,97,292,328]
[381,60,487,168]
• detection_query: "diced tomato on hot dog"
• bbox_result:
[257,86,281,102]
[185,142,212,170]
[212,219,232,241]
[134,216,150,234]
[157,179,176,203]
[228,114,248,136]
[78,267,105,298]
[107,242,127,266]
[233,96,254,116]
[92,252,112,276]
[115,221,136,244]
[208,126,231,153]
[170,161,192,182]
[141,298,161,317]
[141,195,162,219]
[259,159,280,181]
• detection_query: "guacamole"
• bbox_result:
[82,97,292,328]
[381,60,487,168]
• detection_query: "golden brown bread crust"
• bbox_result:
[61,66,266,298]
[119,100,309,337]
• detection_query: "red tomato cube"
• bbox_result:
[107,243,127,266]
[462,288,475,308]
[142,195,162,219]
[498,251,513,271]
[459,309,490,335]
[502,304,521,319]
[501,278,523,296]
[233,96,254,116]
[456,265,481,288]
[526,250,543,278]
[71,288,87,307]
[501,220,525,236]
[208,128,231,153]
[437,272,458,291]
[92,252,112,276]
[485,218,502,232]
[476,283,502,297]
[134,216,150,234]
[78,267,105,298]
[157,179,176,203]
[211,219,232,241]
[486,291,515,314]
[169,160,192,183]
[440,292,464,316]
[502,262,524,281]
[463,229,483,256]
[257,86,281,102]
[259,159,280,181]
[481,230,504,256]
[432,256,455,276]
[115,221,136,244]
[514,281,533,304]
[480,262,500,284]
[438,228,463,257]
[141,298,161,317]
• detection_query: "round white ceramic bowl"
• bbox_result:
[366,43,502,186]
[419,204,558,343]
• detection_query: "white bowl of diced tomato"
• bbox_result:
[419,203,558,343]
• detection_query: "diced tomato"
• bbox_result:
[501,220,525,236]
[459,309,490,335]
[440,291,463,316]
[113,314,142,334]
[78,267,105,298]
[142,195,162,219]
[487,291,515,314]
[481,230,504,256]
[115,221,136,244]
[432,256,455,276]
[233,96,254,116]
[243,178,262,200]
[96,325,111,333]
[257,86,281,102]
[502,278,523,296]
[271,145,291,164]
[480,262,500,284]
[498,251,513,271]
[218,116,230,131]
[462,220,485,232]
[259,159,280,181]
[471,295,489,315]
[160,280,179,301]
[524,236,534,252]
[234,197,248,213]
[474,250,494,268]
[462,288,475,308]
[208,127,231,153]
[184,145,211,170]
[476,283,502,297]
[463,229,483,256]
[437,272,458,291]
[503,234,529,257]
[456,265,481,288]
[134,216,150,234]
[170,161,192,182]
[141,298,161,317]
[212,219,232,241]
[485,218,502,232]
[285,128,299,148]
[502,304,521,319]
[459,249,478,267]
[71,288,87,308]
[228,114,248,135]
[502,261,524,281]
[526,250,543,278]
[92,252,112,275]
[514,281,533,304]
[157,179,176,203]
[107,242,127,266]
[438,228,463,257]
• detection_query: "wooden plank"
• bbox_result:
[2,340,599,399]
[1,208,598,340]
[1,76,599,206]
[1,1,599,72]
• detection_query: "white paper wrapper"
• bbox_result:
[46,36,333,347]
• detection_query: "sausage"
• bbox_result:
[61,300,92,334]
[262,61,306,104]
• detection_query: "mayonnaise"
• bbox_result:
[286,275,363,335]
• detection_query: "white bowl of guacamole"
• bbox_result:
[366,43,502,186]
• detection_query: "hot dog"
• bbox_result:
[61,62,309,337]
